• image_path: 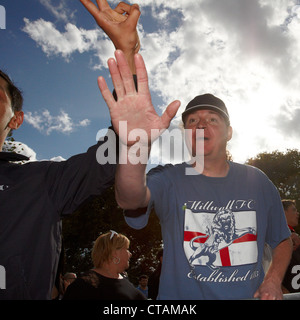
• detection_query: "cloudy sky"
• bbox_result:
[1,0,300,164]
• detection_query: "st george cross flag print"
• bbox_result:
[184,208,258,268]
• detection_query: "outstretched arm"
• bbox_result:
[98,50,180,209]
[80,0,140,73]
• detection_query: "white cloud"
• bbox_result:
[23,0,300,163]
[24,109,90,135]
[39,0,76,23]
[49,155,66,162]
[135,0,300,163]
[22,18,113,67]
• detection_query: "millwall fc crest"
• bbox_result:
[184,207,257,269]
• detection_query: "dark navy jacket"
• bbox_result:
[0,140,116,299]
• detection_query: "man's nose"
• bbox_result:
[197,118,207,128]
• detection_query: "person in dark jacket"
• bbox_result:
[0,0,140,300]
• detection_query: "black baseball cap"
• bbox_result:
[182,93,230,124]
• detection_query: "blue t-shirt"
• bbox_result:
[137,285,148,298]
[125,162,290,300]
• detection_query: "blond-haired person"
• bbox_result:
[63,231,146,300]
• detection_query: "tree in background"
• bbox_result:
[62,186,162,285]
[246,149,300,233]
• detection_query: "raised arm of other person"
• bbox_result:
[80,0,140,74]
[98,50,181,209]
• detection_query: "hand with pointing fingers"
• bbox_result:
[80,0,141,73]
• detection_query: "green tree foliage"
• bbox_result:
[246,149,300,232]
[62,186,162,285]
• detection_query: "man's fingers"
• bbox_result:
[134,53,179,129]
[126,4,141,28]
[114,2,131,14]
[134,53,149,95]
[105,51,137,99]
[161,100,181,129]
[115,2,140,16]
[97,76,116,111]
[96,0,111,11]
[115,3,141,24]
[107,56,126,100]
[114,50,136,96]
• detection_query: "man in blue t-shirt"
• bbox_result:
[98,43,292,300]
[137,275,149,298]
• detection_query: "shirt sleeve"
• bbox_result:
[125,165,167,230]
[264,179,291,249]
[45,129,117,216]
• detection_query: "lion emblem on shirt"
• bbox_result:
[188,208,256,269]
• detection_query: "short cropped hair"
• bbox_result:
[0,70,23,112]
[92,231,130,268]
[282,199,296,211]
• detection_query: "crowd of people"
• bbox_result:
[48,229,164,300]
[0,0,299,300]
[53,231,162,300]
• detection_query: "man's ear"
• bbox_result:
[227,125,233,142]
[8,111,24,130]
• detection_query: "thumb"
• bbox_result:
[160,100,181,129]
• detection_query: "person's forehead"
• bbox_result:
[286,204,296,211]
[186,109,222,117]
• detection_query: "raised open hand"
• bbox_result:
[98,50,181,147]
